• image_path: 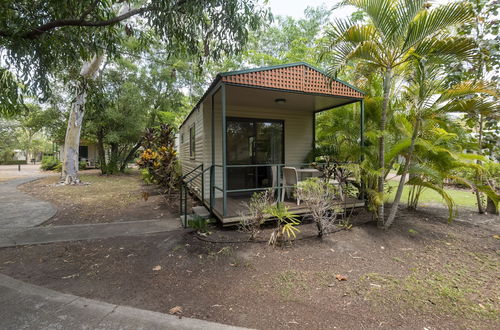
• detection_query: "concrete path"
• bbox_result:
[0,176,182,248]
[0,273,245,330]
[0,164,46,181]
[0,219,183,248]
[0,177,57,229]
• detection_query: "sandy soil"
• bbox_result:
[0,207,498,329]
[18,169,180,225]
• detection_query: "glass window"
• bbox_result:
[189,125,195,158]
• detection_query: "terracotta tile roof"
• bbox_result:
[220,62,364,99]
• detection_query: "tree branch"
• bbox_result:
[1,0,193,40]
[2,7,150,39]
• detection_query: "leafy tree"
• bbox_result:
[446,0,500,214]
[385,59,497,226]
[1,0,269,183]
[323,0,475,227]
[0,119,21,163]
[17,104,60,162]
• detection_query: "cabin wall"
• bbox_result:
[202,100,314,202]
[178,104,204,198]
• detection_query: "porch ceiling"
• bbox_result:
[219,84,359,113]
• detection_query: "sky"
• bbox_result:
[267,0,452,19]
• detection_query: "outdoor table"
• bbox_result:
[295,168,321,181]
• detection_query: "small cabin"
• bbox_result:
[178,62,365,225]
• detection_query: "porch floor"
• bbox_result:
[209,195,365,225]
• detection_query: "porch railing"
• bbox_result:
[180,162,359,225]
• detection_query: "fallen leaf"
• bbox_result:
[493,235,500,240]
[169,306,183,315]
[152,265,162,271]
[335,274,348,281]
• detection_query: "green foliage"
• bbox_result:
[40,156,60,171]
[188,215,210,234]
[296,178,340,237]
[140,169,155,185]
[0,0,269,116]
[239,190,273,240]
[267,203,300,246]
[137,124,179,195]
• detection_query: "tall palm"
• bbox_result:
[323,0,475,227]
[384,59,497,227]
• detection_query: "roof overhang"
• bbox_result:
[180,62,365,128]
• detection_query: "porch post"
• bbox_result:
[210,89,215,212]
[221,84,227,216]
[360,99,365,160]
[312,112,316,152]
[360,99,365,201]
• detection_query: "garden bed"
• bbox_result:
[0,208,498,329]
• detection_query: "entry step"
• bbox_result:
[192,206,211,218]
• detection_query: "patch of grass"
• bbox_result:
[391,256,405,263]
[360,263,499,323]
[314,271,337,286]
[272,270,308,301]
[387,181,477,208]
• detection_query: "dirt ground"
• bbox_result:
[17,169,182,226]
[0,207,498,329]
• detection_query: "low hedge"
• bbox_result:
[0,160,27,165]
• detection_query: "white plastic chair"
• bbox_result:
[282,167,300,205]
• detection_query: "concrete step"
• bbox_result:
[192,206,211,219]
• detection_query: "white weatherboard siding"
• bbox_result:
[180,97,314,203]
[179,104,205,199]
[199,100,314,200]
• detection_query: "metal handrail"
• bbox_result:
[180,163,203,181]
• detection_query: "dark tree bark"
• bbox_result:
[120,139,142,173]
[97,128,107,175]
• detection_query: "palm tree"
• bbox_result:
[384,59,497,227]
[323,0,475,227]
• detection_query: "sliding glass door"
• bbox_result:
[226,117,284,194]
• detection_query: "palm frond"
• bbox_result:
[406,176,456,222]
[402,1,474,54]
[438,80,498,101]
[385,137,411,163]
[412,36,477,62]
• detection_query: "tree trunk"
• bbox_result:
[486,195,499,215]
[475,114,485,213]
[377,68,393,227]
[108,143,119,174]
[97,128,107,174]
[61,55,105,184]
[120,138,142,172]
[385,119,420,228]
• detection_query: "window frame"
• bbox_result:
[189,124,196,159]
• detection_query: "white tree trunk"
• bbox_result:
[61,55,104,184]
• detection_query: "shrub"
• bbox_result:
[137,124,179,195]
[40,156,60,171]
[0,160,27,165]
[267,203,300,246]
[296,178,340,238]
[79,161,87,170]
[239,189,273,240]
[188,215,210,234]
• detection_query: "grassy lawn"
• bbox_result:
[387,180,477,209]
